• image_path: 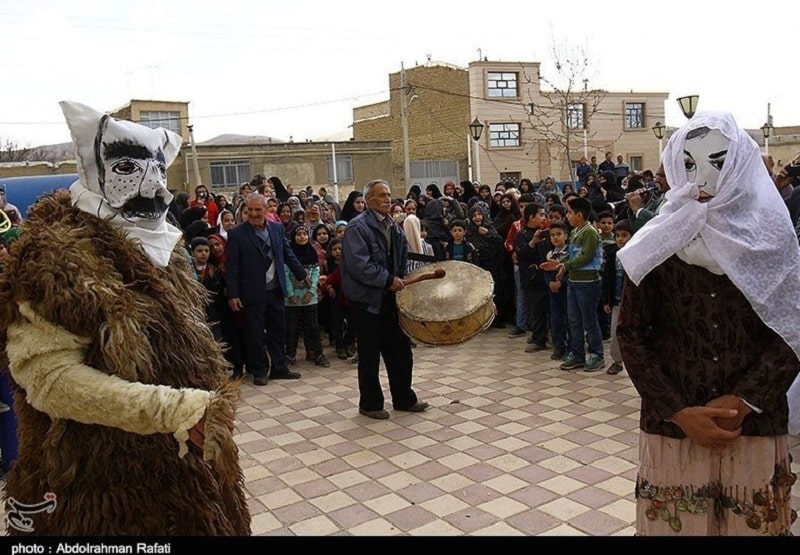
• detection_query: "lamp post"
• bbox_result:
[652,121,666,155]
[761,122,773,155]
[469,117,484,183]
[677,95,699,119]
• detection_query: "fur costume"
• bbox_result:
[0,191,251,532]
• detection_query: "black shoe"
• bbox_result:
[336,346,348,360]
[359,408,390,420]
[271,370,301,380]
[507,327,526,338]
[315,354,330,367]
[253,376,268,386]
[525,343,548,353]
[394,401,429,413]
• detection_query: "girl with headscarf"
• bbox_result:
[403,214,435,273]
[268,175,290,202]
[339,190,366,222]
[466,203,505,287]
[284,224,329,368]
[425,183,442,199]
[537,176,561,200]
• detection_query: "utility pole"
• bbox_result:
[400,62,411,193]
[187,124,201,187]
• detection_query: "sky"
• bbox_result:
[1,0,797,148]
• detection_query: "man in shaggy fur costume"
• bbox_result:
[0,101,251,535]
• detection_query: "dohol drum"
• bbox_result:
[396,260,495,346]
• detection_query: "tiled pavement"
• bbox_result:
[1,327,798,536]
[233,327,800,536]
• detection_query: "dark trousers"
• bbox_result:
[549,288,569,354]
[330,299,355,348]
[285,304,322,358]
[524,287,550,347]
[349,295,417,411]
[242,287,289,379]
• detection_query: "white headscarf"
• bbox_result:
[60,101,183,268]
[403,214,425,254]
[617,111,800,362]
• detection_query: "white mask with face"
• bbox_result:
[61,101,183,267]
[683,127,730,200]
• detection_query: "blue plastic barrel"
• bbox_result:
[0,368,18,473]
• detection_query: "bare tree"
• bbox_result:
[519,38,609,183]
[0,138,70,165]
[0,138,33,163]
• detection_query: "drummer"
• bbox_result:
[341,179,429,420]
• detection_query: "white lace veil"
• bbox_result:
[617,111,800,362]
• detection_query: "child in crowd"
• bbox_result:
[595,210,616,340]
[543,221,570,360]
[602,219,633,375]
[334,220,347,240]
[189,236,225,343]
[323,237,356,360]
[542,196,604,372]
[284,225,330,367]
[216,209,236,239]
[403,214,436,273]
[443,219,477,263]
[514,203,551,352]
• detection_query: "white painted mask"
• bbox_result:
[683,127,730,201]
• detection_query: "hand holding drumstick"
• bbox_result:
[404,268,446,286]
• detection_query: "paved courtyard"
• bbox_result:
[232,327,800,536]
[1,325,797,536]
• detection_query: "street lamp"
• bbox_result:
[761,122,774,155]
[677,95,699,119]
[652,121,666,155]
[469,117,484,183]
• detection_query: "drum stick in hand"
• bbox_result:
[404,268,446,286]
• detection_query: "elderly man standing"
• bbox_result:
[342,179,428,420]
[227,193,307,385]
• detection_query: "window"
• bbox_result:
[625,103,645,129]
[487,72,518,98]
[489,123,521,148]
[210,160,251,188]
[566,103,585,129]
[630,156,643,172]
[326,155,353,183]
[410,160,459,189]
[139,111,181,134]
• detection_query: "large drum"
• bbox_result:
[396,260,495,346]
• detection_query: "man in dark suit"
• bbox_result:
[227,194,308,385]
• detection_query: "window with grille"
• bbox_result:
[410,160,459,190]
[139,111,181,134]
[625,103,645,129]
[566,103,585,129]
[489,123,521,148]
[630,156,643,172]
[326,155,353,183]
[210,160,251,188]
[487,72,518,98]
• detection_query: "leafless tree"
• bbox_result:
[0,138,69,165]
[519,38,609,183]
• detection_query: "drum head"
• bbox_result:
[396,260,495,345]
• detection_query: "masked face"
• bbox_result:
[60,101,181,229]
[683,127,729,202]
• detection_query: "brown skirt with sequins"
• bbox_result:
[635,431,797,535]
